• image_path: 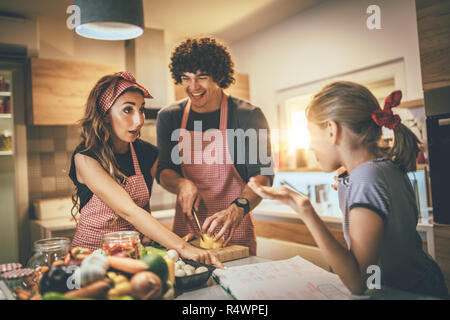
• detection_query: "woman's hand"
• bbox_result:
[179,244,224,269]
[248,177,315,221]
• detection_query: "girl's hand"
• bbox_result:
[248,177,315,220]
[179,244,224,269]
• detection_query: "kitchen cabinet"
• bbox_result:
[434,224,450,290]
[29,58,117,125]
[416,0,450,91]
[416,0,450,293]
[174,73,250,101]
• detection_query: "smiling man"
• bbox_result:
[156,37,274,255]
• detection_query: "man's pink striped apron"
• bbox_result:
[71,143,150,250]
[172,93,257,255]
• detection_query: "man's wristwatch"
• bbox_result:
[232,197,250,215]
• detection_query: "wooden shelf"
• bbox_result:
[398,99,424,109]
[0,92,11,97]
[0,114,12,119]
[0,150,13,155]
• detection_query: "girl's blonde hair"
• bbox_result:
[305,81,420,172]
[71,74,144,220]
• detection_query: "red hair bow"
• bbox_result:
[372,90,402,130]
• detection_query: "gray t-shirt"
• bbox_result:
[338,158,447,298]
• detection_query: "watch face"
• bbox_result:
[237,198,248,205]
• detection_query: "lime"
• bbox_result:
[141,254,168,284]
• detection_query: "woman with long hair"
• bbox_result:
[69,71,222,267]
[249,81,447,298]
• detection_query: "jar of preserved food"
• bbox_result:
[0,263,22,274]
[101,231,141,259]
[1,268,39,299]
[27,237,71,271]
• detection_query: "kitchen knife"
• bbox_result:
[191,208,205,241]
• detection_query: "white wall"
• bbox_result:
[228,0,423,131]
[38,15,125,69]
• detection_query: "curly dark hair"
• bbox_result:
[169,37,235,89]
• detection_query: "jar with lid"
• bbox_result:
[101,231,141,259]
[27,237,71,271]
[1,268,39,299]
[0,263,22,274]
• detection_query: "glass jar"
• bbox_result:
[101,231,141,259]
[26,237,71,271]
[1,268,39,299]
[0,263,22,274]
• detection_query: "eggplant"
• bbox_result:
[39,265,74,294]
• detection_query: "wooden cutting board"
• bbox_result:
[190,238,250,262]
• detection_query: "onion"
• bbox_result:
[175,269,186,277]
[130,271,163,300]
[195,266,208,274]
[166,249,179,262]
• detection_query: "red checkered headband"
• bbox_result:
[98,71,153,114]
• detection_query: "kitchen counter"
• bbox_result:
[0,255,442,300]
[174,256,443,300]
[151,206,436,259]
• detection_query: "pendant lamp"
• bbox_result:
[73,0,145,40]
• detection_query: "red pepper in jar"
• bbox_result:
[102,241,140,259]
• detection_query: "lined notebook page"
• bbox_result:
[213,256,352,300]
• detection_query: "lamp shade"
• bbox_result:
[74,0,145,40]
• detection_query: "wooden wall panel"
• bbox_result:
[434,223,450,293]
[254,219,347,248]
[30,58,117,125]
[174,73,250,101]
[415,0,450,90]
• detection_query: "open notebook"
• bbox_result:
[213,256,354,300]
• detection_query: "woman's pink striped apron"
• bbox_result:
[172,93,257,255]
[71,143,150,250]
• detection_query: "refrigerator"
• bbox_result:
[0,44,30,264]
[425,86,450,225]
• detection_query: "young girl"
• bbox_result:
[249,81,448,298]
[69,71,222,267]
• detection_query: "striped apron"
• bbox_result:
[71,143,150,250]
[172,92,257,255]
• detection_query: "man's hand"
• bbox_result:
[202,204,245,247]
[177,179,200,223]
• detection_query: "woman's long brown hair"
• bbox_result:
[71,74,144,221]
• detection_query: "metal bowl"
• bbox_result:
[174,259,216,290]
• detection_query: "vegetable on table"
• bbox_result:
[130,271,163,300]
[43,292,93,300]
[141,254,168,284]
[106,256,149,274]
[79,252,108,286]
[142,246,167,258]
[64,279,112,299]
